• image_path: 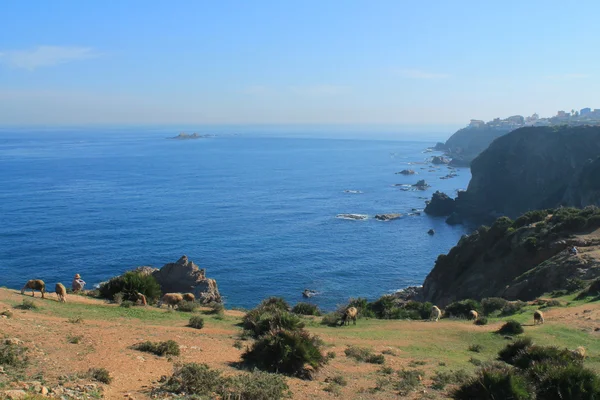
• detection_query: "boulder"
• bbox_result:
[413,180,430,190]
[424,191,456,216]
[396,169,416,175]
[375,213,402,221]
[428,229,435,235]
[152,255,222,304]
[2,390,27,400]
[431,156,450,165]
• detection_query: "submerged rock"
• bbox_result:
[413,180,430,190]
[428,229,435,235]
[336,214,368,220]
[396,169,416,175]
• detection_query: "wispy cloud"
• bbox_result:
[545,73,590,80]
[396,69,450,79]
[0,46,99,70]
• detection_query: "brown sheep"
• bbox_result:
[55,283,67,303]
[21,280,46,298]
[341,306,358,326]
[534,310,544,325]
[430,305,442,322]
[182,293,195,302]
[572,346,586,360]
[469,310,478,321]
[158,293,184,309]
[135,292,147,306]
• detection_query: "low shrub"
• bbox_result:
[88,367,112,384]
[500,301,526,316]
[469,357,483,366]
[431,370,470,390]
[382,348,397,356]
[498,338,533,364]
[132,340,180,357]
[512,210,550,229]
[0,310,13,318]
[444,299,481,319]
[565,278,586,293]
[241,329,325,378]
[452,364,533,400]
[243,308,304,338]
[468,344,482,353]
[576,278,600,299]
[320,312,342,327]
[344,346,385,364]
[523,237,538,252]
[67,317,83,324]
[379,366,394,375]
[481,297,508,315]
[497,320,524,335]
[206,301,225,315]
[120,300,134,308]
[188,316,204,329]
[176,301,198,313]
[326,351,336,360]
[163,363,221,396]
[0,341,29,368]
[347,297,373,318]
[98,271,162,303]
[474,317,488,325]
[15,299,38,310]
[67,335,82,344]
[510,345,582,370]
[219,370,291,400]
[541,299,562,308]
[323,382,342,396]
[396,369,424,396]
[291,302,321,316]
[532,363,600,400]
[326,374,348,386]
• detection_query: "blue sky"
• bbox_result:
[1,0,599,126]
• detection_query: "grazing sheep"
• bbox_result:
[158,293,184,309]
[182,293,195,302]
[430,305,442,322]
[469,310,478,321]
[136,292,148,306]
[55,283,67,303]
[572,346,586,360]
[21,280,46,298]
[341,306,358,326]
[534,310,544,325]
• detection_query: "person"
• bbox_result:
[72,274,86,292]
[570,246,578,256]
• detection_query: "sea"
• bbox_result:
[0,126,471,311]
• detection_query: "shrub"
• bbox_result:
[15,299,38,310]
[565,278,586,293]
[88,367,112,384]
[206,301,225,315]
[513,210,550,228]
[500,301,526,316]
[0,341,29,368]
[541,299,562,308]
[163,363,221,396]
[132,340,180,357]
[469,357,483,366]
[482,297,508,315]
[188,316,204,329]
[176,301,198,313]
[241,329,325,377]
[243,308,304,338]
[323,383,342,396]
[347,297,375,318]
[587,215,600,230]
[523,237,538,252]
[112,292,124,304]
[68,317,83,324]
[326,351,336,360]
[576,278,600,299]
[532,363,600,400]
[258,297,290,312]
[0,310,13,318]
[291,302,321,316]
[98,271,162,303]
[468,344,482,353]
[444,299,481,318]
[382,348,397,356]
[326,375,348,386]
[67,335,82,344]
[344,346,385,364]
[431,370,470,390]
[320,312,341,327]
[497,320,524,335]
[120,300,134,308]
[510,345,582,370]
[498,337,533,364]
[396,369,424,396]
[474,317,488,325]
[403,300,434,320]
[489,216,514,238]
[452,364,533,400]
[219,371,291,400]
[379,366,394,375]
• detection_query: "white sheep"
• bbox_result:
[341,307,358,326]
[55,283,67,303]
[469,310,478,321]
[430,305,442,322]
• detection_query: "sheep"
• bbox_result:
[469,310,478,321]
[135,292,147,306]
[571,346,586,360]
[21,279,46,299]
[182,293,195,302]
[55,283,67,303]
[534,310,544,325]
[341,306,358,326]
[430,305,442,322]
[158,293,184,309]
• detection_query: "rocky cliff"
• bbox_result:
[454,126,600,223]
[418,208,600,307]
[444,125,513,165]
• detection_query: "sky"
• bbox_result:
[1,0,599,126]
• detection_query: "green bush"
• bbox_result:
[474,317,488,325]
[344,346,385,364]
[444,299,481,318]
[15,299,38,310]
[206,301,225,315]
[532,363,600,400]
[497,320,524,335]
[482,297,508,315]
[120,300,134,308]
[431,370,470,390]
[163,363,222,396]
[523,237,538,252]
[498,338,533,364]
[98,271,162,303]
[258,297,291,311]
[576,278,600,299]
[452,364,533,400]
[176,301,198,312]
[188,316,204,329]
[219,370,291,400]
[565,278,586,293]
[347,297,376,318]
[587,215,600,230]
[512,210,550,228]
[510,345,582,370]
[291,302,321,316]
[403,300,433,320]
[468,344,483,353]
[0,341,29,369]
[320,312,341,327]
[132,340,180,357]
[243,308,305,338]
[88,367,112,384]
[500,301,526,316]
[241,329,326,378]
[396,369,424,396]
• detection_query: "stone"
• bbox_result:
[396,169,416,175]
[413,180,430,190]
[427,229,435,235]
[3,390,27,400]
[375,213,402,221]
[431,156,450,165]
[424,191,456,216]
[40,387,49,395]
[152,256,221,304]
[4,338,23,345]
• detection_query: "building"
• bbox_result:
[580,107,591,116]
[506,115,525,125]
[469,119,486,128]
[557,110,568,118]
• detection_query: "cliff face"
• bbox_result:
[444,125,513,164]
[454,126,600,223]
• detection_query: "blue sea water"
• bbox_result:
[0,128,471,310]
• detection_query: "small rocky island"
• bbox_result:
[169,132,213,140]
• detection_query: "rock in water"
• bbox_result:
[424,191,456,216]
[375,214,402,221]
[431,156,450,165]
[152,255,222,303]
[427,229,435,235]
[336,214,368,220]
[396,169,416,175]
[413,180,430,190]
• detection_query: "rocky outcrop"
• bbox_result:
[424,191,456,216]
[375,213,402,221]
[413,180,430,190]
[454,126,600,223]
[444,125,513,164]
[431,156,450,165]
[151,255,222,303]
[396,169,416,175]
[433,142,446,151]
